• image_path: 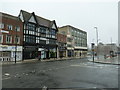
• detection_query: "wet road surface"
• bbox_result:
[2,58,119,89]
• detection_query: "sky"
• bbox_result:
[0,0,119,46]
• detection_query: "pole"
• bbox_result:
[91,43,95,62]
[94,27,99,59]
[93,50,94,62]
[15,29,17,63]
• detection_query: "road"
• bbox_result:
[2,58,119,89]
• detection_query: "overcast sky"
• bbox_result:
[0,0,119,46]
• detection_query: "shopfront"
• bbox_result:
[0,45,23,61]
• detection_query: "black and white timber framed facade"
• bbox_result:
[19,10,58,60]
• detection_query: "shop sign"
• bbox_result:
[0,46,22,51]
[1,30,9,33]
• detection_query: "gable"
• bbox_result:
[19,12,24,22]
[52,23,57,29]
[28,15,37,24]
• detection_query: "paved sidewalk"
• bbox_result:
[88,56,120,65]
[1,56,85,66]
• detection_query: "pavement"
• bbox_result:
[88,55,120,65]
[1,56,85,66]
[1,55,120,66]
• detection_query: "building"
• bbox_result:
[57,32,67,58]
[94,43,118,56]
[58,25,87,58]
[18,10,58,60]
[0,12,23,61]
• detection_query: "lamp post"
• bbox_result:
[15,28,17,63]
[94,27,99,59]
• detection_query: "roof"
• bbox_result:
[0,12,20,21]
[20,10,56,28]
[59,25,87,33]
[36,15,51,27]
[20,10,32,22]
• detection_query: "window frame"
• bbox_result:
[6,35,12,43]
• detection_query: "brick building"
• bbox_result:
[0,12,23,61]
[57,32,67,58]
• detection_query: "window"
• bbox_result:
[46,39,49,44]
[67,38,72,42]
[50,29,56,38]
[0,23,4,29]
[14,36,20,44]
[7,25,12,30]
[6,35,12,43]
[15,26,20,31]
[0,35,3,43]
[25,35,35,43]
[36,37,39,43]
[24,35,25,41]
[26,23,36,35]
[46,29,49,37]
[27,23,35,31]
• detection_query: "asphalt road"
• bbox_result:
[2,58,119,89]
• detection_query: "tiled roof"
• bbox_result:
[20,10,32,22]
[21,10,54,28]
[36,15,51,27]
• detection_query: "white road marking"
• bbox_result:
[70,64,103,69]
[2,77,11,80]
[4,73,10,76]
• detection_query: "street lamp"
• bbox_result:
[94,27,99,59]
[15,27,18,63]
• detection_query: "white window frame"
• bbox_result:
[7,25,13,30]
[6,35,12,43]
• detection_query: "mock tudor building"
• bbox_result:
[18,10,58,60]
[58,25,87,58]
[0,12,23,61]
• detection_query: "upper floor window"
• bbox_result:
[7,25,12,30]
[14,36,20,44]
[27,23,35,31]
[6,35,12,43]
[40,27,46,33]
[0,35,3,43]
[15,26,20,31]
[0,23,4,29]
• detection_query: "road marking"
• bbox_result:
[70,64,102,69]
[2,77,11,80]
[4,73,10,76]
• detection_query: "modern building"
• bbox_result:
[58,25,87,58]
[0,12,23,61]
[57,32,67,58]
[18,10,58,60]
